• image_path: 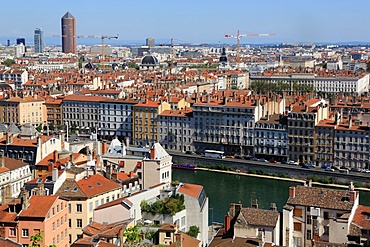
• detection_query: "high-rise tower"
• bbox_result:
[61,12,76,54]
[34,28,44,53]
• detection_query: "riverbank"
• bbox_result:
[197,167,370,192]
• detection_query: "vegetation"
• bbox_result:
[250,80,314,93]
[36,124,43,132]
[123,226,142,246]
[128,62,139,69]
[2,59,15,67]
[187,225,200,238]
[30,230,43,247]
[141,194,185,216]
[78,56,85,68]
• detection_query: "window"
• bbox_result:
[68,203,71,213]
[307,230,312,240]
[294,222,302,232]
[165,231,171,238]
[69,219,71,228]
[52,222,55,231]
[323,226,329,235]
[293,208,302,216]
[89,202,93,212]
[307,215,312,224]
[77,219,82,228]
[76,204,82,212]
[324,212,329,220]
[9,228,15,236]
[22,228,29,237]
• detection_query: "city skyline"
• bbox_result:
[2,0,370,46]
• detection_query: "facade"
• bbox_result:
[254,113,288,161]
[158,108,194,152]
[0,95,47,125]
[45,97,63,127]
[0,69,28,89]
[132,99,171,146]
[61,12,77,54]
[34,28,43,53]
[314,119,336,167]
[288,99,329,164]
[99,98,138,139]
[282,184,359,247]
[177,183,209,247]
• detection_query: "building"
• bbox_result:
[34,28,43,53]
[177,183,209,247]
[61,12,77,54]
[314,119,336,167]
[348,205,370,246]
[0,69,28,89]
[16,38,25,46]
[56,173,121,244]
[254,113,288,161]
[0,95,47,125]
[146,38,155,48]
[282,183,359,247]
[45,96,63,127]
[132,99,171,146]
[158,107,194,152]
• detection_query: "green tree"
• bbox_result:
[140,200,151,212]
[123,226,142,246]
[49,122,55,131]
[36,124,43,132]
[30,230,44,247]
[186,226,200,238]
[3,59,15,67]
[151,200,165,215]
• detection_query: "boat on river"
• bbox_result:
[172,164,197,170]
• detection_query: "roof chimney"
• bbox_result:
[20,187,29,210]
[52,167,58,182]
[270,203,277,211]
[289,186,296,198]
[102,141,108,155]
[258,228,265,247]
[224,214,231,233]
[53,150,59,162]
[252,199,258,209]
[150,145,156,159]
[0,151,5,168]
[349,114,353,129]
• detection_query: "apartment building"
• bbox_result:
[334,117,370,169]
[0,69,28,89]
[282,183,359,247]
[56,173,121,244]
[192,92,265,156]
[45,96,63,127]
[314,119,336,167]
[0,95,47,126]
[254,113,288,161]
[132,99,171,146]
[288,99,329,164]
[158,107,194,152]
[99,98,138,139]
[62,95,109,130]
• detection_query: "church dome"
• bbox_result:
[141,55,159,65]
[219,47,228,63]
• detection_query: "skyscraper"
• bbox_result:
[146,38,155,48]
[34,28,43,53]
[61,12,76,54]
[16,38,25,46]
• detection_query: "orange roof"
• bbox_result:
[19,195,59,218]
[77,174,121,198]
[352,205,370,230]
[177,183,203,198]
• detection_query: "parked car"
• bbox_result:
[321,164,330,169]
[269,159,277,163]
[301,163,314,169]
[288,160,298,165]
[226,155,234,159]
[362,169,370,173]
[259,158,267,162]
[251,157,259,161]
[351,167,361,172]
[325,167,335,172]
[234,155,243,159]
[185,151,194,155]
[281,160,288,164]
[243,156,251,160]
[332,166,340,170]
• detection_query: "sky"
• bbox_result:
[2,0,370,46]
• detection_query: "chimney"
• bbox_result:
[258,228,265,247]
[349,114,352,128]
[5,132,12,145]
[70,153,75,165]
[52,167,58,182]
[350,190,356,202]
[289,186,296,198]
[150,145,156,159]
[175,233,182,247]
[270,203,277,211]
[0,151,4,168]
[47,161,53,172]
[121,143,126,156]
[102,141,108,155]
[106,164,112,180]
[224,214,231,233]
[252,199,258,209]
[20,187,29,210]
[36,183,45,195]
[53,150,59,162]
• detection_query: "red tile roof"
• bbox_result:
[177,183,203,199]
[19,195,59,218]
[77,174,121,198]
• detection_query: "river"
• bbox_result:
[172,169,370,224]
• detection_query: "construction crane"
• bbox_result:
[53,33,119,70]
[225,30,275,69]
[101,35,119,70]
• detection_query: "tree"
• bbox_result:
[3,59,15,67]
[36,124,43,132]
[123,226,142,246]
[186,225,200,238]
[30,230,44,247]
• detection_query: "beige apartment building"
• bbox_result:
[0,95,47,126]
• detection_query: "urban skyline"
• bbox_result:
[2,0,370,46]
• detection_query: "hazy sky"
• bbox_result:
[2,0,370,46]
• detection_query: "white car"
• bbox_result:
[288,160,298,165]
[362,169,370,173]
[325,167,335,172]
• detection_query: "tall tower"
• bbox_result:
[61,12,76,54]
[146,38,155,48]
[34,28,44,53]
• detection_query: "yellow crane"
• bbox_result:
[225,30,275,69]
